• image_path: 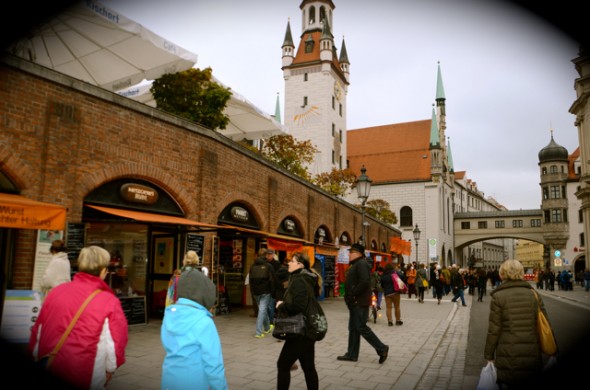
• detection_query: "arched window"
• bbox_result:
[319,6,327,23]
[400,206,412,227]
[550,165,558,173]
[308,6,315,24]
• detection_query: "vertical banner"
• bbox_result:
[32,229,64,292]
[428,238,437,260]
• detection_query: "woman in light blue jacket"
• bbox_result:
[160,268,227,390]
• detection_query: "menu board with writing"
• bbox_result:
[66,223,86,264]
[186,234,204,261]
[323,255,336,297]
[119,296,147,325]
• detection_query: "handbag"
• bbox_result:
[532,290,557,355]
[392,272,408,293]
[422,279,429,288]
[476,361,499,390]
[272,311,306,340]
[38,289,102,371]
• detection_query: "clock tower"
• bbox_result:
[282,0,350,175]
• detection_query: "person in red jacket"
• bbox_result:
[29,246,129,389]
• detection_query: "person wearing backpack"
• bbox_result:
[275,252,322,390]
[249,248,276,338]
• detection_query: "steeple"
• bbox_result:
[429,106,440,149]
[447,137,454,173]
[320,17,333,62]
[274,92,281,124]
[282,19,295,67]
[339,37,350,81]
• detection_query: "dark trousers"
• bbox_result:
[277,337,318,390]
[346,305,387,359]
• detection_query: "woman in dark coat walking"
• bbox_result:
[484,259,557,387]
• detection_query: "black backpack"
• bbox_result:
[305,284,328,341]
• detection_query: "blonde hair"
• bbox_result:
[183,250,200,266]
[77,246,110,276]
[499,259,524,281]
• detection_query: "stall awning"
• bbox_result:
[217,224,308,244]
[86,205,221,229]
[0,193,67,230]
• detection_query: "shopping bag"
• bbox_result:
[476,361,498,390]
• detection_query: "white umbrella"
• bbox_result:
[8,0,197,91]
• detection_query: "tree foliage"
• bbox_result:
[365,199,398,225]
[260,135,318,180]
[150,67,232,130]
[313,168,357,197]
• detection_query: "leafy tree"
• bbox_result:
[313,168,357,197]
[365,199,398,225]
[151,67,232,130]
[260,135,318,180]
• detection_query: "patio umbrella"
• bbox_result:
[7,0,197,91]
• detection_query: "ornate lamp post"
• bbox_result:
[413,224,421,264]
[356,165,372,246]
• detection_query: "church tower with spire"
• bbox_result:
[282,0,349,175]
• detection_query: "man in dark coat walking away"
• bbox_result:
[337,244,389,363]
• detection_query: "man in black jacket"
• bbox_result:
[249,248,276,338]
[337,243,389,363]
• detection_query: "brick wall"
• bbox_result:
[0,56,399,289]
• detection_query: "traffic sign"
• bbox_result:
[554,250,561,258]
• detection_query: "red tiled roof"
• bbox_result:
[347,120,432,184]
[568,147,580,180]
[290,31,347,83]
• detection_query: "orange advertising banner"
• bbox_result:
[0,193,67,230]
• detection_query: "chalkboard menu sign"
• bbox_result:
[66,223,86,263]
[186,234,204,260]
[119,296,147,325]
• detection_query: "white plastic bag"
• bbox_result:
[476,361,499,390]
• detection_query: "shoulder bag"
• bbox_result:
[273,311,305,340]
[392,272,408,293]
[531,290,557,355]
[38,289,102,371]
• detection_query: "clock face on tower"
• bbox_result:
[334,81,343,102]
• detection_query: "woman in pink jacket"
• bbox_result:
[29,246,128,389]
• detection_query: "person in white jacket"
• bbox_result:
[41,239,71,295]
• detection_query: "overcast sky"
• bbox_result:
[101,0,581,211]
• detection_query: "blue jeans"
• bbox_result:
[255,293,271,336]
[451,287,466,305]
[346,305,388,359]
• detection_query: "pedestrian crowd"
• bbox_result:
[25,242,565,390]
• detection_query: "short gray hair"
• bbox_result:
[77,246,110,276]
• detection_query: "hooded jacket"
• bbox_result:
[29,272,128,390]
[41,251,71,294]
[248,256,275,297]
[484,280,550,385]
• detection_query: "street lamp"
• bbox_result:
[356,165,372,246]
[413,224,421,264]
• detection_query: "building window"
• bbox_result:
[550,185,561,199]
[531,219,541,227]
[579,209,583,223]
[551,209,562,223]
[512,220,523,228]
[304,73,308,81]
[542,187,549,200]
[339,130,342,142]
[495,220,505,228]
[332,123,335,137]
[478,221,487,229]
[303,96,308,106]
[550,165,558,173]
[400,206,412,227]
[332,150,335,164]
[332,96,335,109]
[581,232,585,248]
[544,210,550,223]
[461,221,470,229]
[541,167,547,175]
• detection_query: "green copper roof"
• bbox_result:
[429,107,440,148]
[339,38,349,64]
[282,20,294,47]
[274,92,281,124]
[436,62,446,100]
[447,138,454,172]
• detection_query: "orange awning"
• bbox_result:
[86,205,221,229]
[0,193,67,230]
